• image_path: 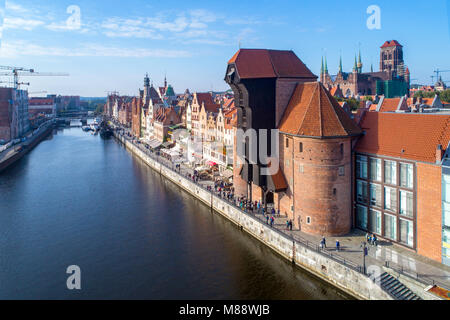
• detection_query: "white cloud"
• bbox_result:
[4,17,45,30]
[5,1,29,14]
[0,41,191,58]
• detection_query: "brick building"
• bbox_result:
[131,97,142,137]
[28,97,56,117]
[226,49,360,236]
[225,48,450,264]
[321,40,410,98]
[0,88,30,142]
[354,112,450,264]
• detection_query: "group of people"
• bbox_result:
[285,220,293,231]
[366,233,378,246]
[320,236,341,251]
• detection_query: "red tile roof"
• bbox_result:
[279,82,362,138]
[355,112,450,163]
[379,98,401,112]
[381,40,402,48]
[228,49,317,80]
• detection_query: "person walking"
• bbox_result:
[270,216,274,227]
[321,236,326,249]
[289,220,293,231]
[266,215,269,225]
[286,220,290,230]
[336,240,340,252]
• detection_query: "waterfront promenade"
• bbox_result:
[111,124,450,299]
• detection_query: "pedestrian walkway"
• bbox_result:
[265,215,450,290]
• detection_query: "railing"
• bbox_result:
[115,128,367,276]
[385,261,450,291]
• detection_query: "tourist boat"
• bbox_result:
[82,126,91,132]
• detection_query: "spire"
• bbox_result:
[357,49,363,73]
[321,56,324,75]
[353,55,357,72]
[324,56,328,74]
[339,55,343,73]
[371,63,374,73]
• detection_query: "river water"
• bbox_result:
[0,127,350,299]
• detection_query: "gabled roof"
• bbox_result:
[379,98,401,112]
[228,49,317,80]
[356,112,450,163]
[278,82,362,138]
[381,40,402,48]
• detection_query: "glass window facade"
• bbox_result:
[443,173,450,266]
[399,190,414,218]
[370,158,382,182]
[369,210,382,234]
[356,155,368,179]
[355,154,416,248]
[384,214,397,240]
[370,183,382,207]
[400,219,414,247]
[400,163,413,189]
[384,160,397,185]
[384,186,397,212]
[357,180,368,203]
[356,205,368,229]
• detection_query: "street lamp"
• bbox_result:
[361,242,369,274]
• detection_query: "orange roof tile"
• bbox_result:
[228,49,317,80]
[279,82,362,138]
[355,112,450,163]
[379,98,400,112]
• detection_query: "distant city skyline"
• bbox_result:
[0,0,449,96]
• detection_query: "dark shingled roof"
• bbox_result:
[228,49,317,80]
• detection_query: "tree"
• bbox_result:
[440,89,450,103]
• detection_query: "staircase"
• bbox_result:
[375,272,422,300]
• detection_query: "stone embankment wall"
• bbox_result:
[115,133,393,300]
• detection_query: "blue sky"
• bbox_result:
[0,0,449,96]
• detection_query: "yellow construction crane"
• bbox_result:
[0,66,69,90]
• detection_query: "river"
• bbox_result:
[0,127,350,299]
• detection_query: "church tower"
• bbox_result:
[380,40,404,77]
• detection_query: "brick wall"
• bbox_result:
[416,162,442,262]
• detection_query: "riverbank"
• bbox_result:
[0,121,54,173]
[113,131,396,300]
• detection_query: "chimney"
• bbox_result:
[436,144,443,163]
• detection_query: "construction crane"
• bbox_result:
[434,69,450,80]
[0,65,69,90]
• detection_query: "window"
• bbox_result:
[443,174,450,203]
[299,164,304,173]
[400,219,414,247]
[370,158,382,182]
[299,142,303,152]
[356,155,368,179]
[306,217,311,224]
[384,160,397,185]
[338,166,345,176]
[384,186,397,212]
[357,180,368,203]
[286,138,289,148]
[370,183,382,207]
[400,163,413,189]
[399,190,413,218]
[369,209,382,234]
[384,214,397,240]
[356,205,368,230]
[340,143,344,155]
[444,202,450,228]
[333,188,337,196]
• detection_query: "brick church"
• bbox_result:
[320,40,410,98]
